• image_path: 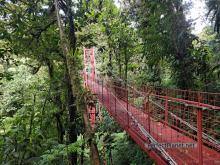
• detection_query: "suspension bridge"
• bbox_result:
[83,48,220,165]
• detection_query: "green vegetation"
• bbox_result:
[0,0,220,165]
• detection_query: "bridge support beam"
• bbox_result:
[101,80,103,102]
[115,87,117,117]
[127,88,129,128]
[145,97,151,133]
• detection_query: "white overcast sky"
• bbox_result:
[114,0,208,34]
[185,0,207,34]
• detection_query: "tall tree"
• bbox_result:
[206,0,220,33]
[123,0,196,89]
[0,0,102,164]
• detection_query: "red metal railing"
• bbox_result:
[85,73,220,165]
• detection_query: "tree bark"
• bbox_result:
[107,49,113,76]
[54,1,78,164]
[54,1,101,164]
[65,70,78,164]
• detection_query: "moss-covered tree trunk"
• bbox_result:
[54,1,101,164]
[54,0,78,164]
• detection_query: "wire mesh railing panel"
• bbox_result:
[85,73,220,164]
[144,86,220,107]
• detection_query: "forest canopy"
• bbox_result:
[0,0,220,165]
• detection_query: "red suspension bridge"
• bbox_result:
[83,48,220,165]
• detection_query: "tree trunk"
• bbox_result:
[107,49,113,76]
[54,1,78,164]
[65,70,78,164]
[114,48,122,79]
[55,112,65,144]
[66,0,76,53]
[119,56,122,79]
[54,1,101,165]
[124,47,128,86]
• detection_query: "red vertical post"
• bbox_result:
[107,84,110,111]
[89,47,95,92]
[102,80,104,102]
[132,87,135,105]
[99,78,101,97]
[91,76,93,92]
[107,85,109,110]
[87,74,89,88]
[165,95,168,124]
[91,47,95,81]
[147,96,151,133]
[197,109,203,165]
[83,48,87,87]
[99,77,101,96]
[91,50,93,91]
[109,86,111,112]
[144,98,147,129]
[115,87,116,117]
[127,88,129,128]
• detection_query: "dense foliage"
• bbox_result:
[0,0,220,165]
